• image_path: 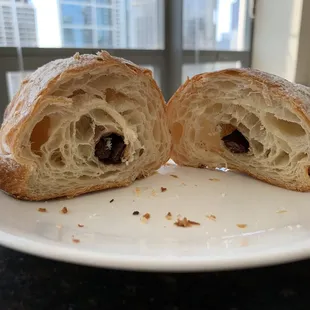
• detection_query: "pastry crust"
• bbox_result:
[0,51,171,200]
[167,68,310,191]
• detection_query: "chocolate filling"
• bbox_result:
[222,129,249,154]
[95,133,126,164]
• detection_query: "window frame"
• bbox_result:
[0,0,254,115]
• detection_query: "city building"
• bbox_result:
[58,0,127,48]
[127,0,163,49]
[183,0,217,50]
[0,0,38,47]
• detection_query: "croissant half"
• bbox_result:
[0,51,171,200]
[167,68,310,192]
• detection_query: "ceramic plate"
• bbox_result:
[0,161,310,271]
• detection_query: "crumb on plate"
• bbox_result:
[141,213,151,223]
[276,209,287,214]
[141,213,151,224]
[206,214,216,221]
[61,207,68,214]
[38,208,47,213]
[132,210,140,215]
[143,213,150,220]
[151,189,156,197]
[78,224,84,228]
[56,224,62,229]
[109,199,114,203]
[161,187,167,192]
[174,217,200,227]
[237,224,247,228]
[209,178,220,182]
[135,187,141,196]
[165,212,172,220]
[72,238,80,243]
[170,174,178,179]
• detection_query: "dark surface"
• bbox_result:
[95,133,126,164]
[222,129,250,154]
[0,246,309,310]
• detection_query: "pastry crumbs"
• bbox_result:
[78,224,84,227]
[141,213,151,223]
[209,178,220,182]
[135,187,141,196]
[72,238,80,243]
[38,208,47,213]
[109,199,114,203]
[237,224,247,228]
[161,187,167,192]
[206,214,216,221]
[143,213,150,220]
[132,210,140,215]
[170,174,178,178]
[165,212,172,220]
[174,217,200,227]
[276,209,287,214]
[61,207,68,214]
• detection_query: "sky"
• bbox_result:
[31,0,234,48]
[32,0,61,47]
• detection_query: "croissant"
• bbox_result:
[0,51,171,200]
[167,68,310,191]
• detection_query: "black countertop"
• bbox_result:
[1,246,310,310]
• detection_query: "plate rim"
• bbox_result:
[1,229,310,271]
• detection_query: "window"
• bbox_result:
[97,30,112,47]
[97,0,112,4]
[0,0,253,117]
[96,8,112,26]
[63,28,93,47]
[182,61,241,82]
[61,4,92,25]
[183,0,250,51]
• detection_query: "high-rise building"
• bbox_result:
[58,0,127,48]
[0,0,38,47]
[230,0,247,50]
[126,0,163,49]
[183,0,217,49]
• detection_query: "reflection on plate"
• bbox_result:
[0,162,309,271]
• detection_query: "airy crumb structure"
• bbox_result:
[167,68,310,192]
[174,217,200,227]
[0,51,171,201]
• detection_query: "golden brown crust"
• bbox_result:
[168,68,310,126]
[167,68,310,192]
[0,157,29,198]
[0,50,168,201]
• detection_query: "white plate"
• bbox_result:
[0,162,310,271]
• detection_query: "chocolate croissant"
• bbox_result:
[0,51,171,200]
[167,68,310,191]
